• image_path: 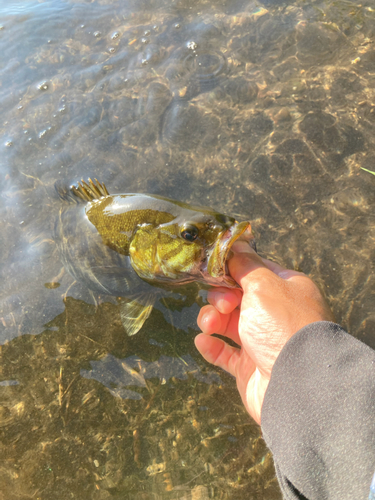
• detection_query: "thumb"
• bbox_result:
[228,241,270,289]
[229,241,304,288]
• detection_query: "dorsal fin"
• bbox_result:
[55,178,110,204]
[71,178,110,202]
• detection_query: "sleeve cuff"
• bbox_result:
[261,321,375,499]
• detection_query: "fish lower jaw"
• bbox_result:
[198,262,238,288]
[206,221,253,285]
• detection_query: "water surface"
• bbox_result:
[1,0,375,498]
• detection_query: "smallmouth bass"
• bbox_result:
[55,179,255,335]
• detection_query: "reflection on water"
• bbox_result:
[1,0,375,497]
[81,353,223,399]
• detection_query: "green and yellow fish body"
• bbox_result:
[55,179,255,335]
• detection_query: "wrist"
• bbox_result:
[245,367,270,425]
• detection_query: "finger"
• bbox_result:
[260,257,305,280]
[228,241,270,288]
[194,333,241,377]
[198,305,221,334]
[207,287,242,314]
[229,242,305,287]
[198,305,241,345]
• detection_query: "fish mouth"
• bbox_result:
[206,221,255,288]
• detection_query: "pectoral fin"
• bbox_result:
[119,294,155,336]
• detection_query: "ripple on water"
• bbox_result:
[162,101,220,150]
[169,48,231,98]
[2,1,375,498]
[296,21,349,66]
[184,50,227,81]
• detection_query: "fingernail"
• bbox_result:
[232,240,255,254]
[209,290,225,304]
[200,312,211,330]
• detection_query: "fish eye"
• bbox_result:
[181,225,199,242]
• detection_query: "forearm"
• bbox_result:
[261,321,375,500]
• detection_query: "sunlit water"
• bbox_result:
[1,0,375,498]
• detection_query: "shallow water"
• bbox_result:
[1,0,375,497]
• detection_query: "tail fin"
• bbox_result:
[55,178,110,203]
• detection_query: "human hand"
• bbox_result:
[196,241,334,424]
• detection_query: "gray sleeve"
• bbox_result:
[261,321,375,500]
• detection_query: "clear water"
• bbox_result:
[1,0,375,498]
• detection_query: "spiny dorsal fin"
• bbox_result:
[71,178,110,202]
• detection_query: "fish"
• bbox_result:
[55,178,255,336]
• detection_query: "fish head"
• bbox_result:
[129,207,255,288]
